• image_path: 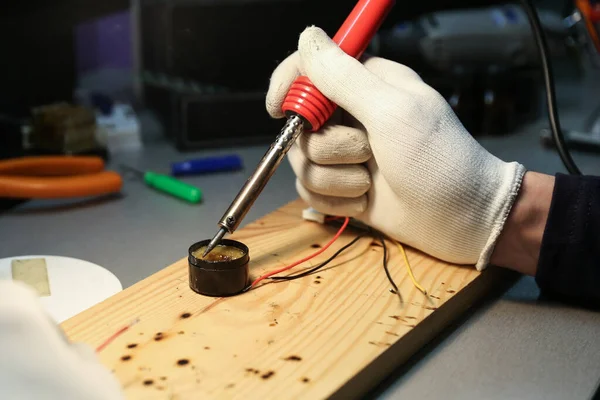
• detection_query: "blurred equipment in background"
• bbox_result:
[29,103,103,156]
[571,0,600,65]
[137,1,577,146]
[541,0,600,152]
[95,103,142,154]
[378,4,574,136]
[22,103,115,159]
[137,0,347,150]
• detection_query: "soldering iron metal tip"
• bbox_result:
[203,227,228,257]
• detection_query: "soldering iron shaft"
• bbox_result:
[204,0,396,257]
[203,115,305,257]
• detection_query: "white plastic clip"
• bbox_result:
[302,207,326,224]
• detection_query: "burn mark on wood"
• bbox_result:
[311,244,321,248]
[316,276,322,279]
[405,316,417,320]
[225,383,235,389]
[160,377,167,381]
[121,355,132,362]
[176,359,190,366]
[178,331,185,335]
[447,289,456,293]
[143,379,154,386]
[389,315,405,321]
[314,280,321,284]
[284,355,302,361]
[301,377,310,383]
[154,332,165,341]
[424,306,437,311]
[246,368,260,375]
[368,341,391,347]
[261,371,275,379]
[180,312,192,319]
[385,331,399,336]
[430,295,441,299]
[127,343,138,349]
[204,346,210,350]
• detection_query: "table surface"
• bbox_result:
[2,76,600,399]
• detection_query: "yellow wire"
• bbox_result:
[395,241,428,296]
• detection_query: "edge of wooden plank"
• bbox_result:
[328,266,521,400]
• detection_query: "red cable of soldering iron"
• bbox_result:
[250,217,350,288]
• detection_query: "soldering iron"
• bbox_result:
[205,0,594,256]
[203,0,396,256]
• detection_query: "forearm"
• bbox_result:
[492,171,600,305]
[490,171,555,276]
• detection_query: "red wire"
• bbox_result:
[250,217,350,288]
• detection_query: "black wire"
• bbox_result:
[269,234,367,281]
[520,0,582,175]
[266,222,403,306]
[378,235,402,303]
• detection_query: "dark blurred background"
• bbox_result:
[0,0,589,158]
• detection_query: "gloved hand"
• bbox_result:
[266,27,526,269]
[0,280,124,400]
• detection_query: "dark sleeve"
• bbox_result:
[535,173,600,308]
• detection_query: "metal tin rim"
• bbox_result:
[188,239,249,270]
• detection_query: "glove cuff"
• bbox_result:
[475,161,527,271]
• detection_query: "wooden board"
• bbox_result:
[62,199,517,399]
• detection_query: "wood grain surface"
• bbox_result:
[62,199,510,400]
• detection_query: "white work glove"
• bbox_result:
[0,280,124,400]
[266,27,526,269]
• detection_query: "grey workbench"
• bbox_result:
[2,76,600,399]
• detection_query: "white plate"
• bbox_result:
[0,255,122,324]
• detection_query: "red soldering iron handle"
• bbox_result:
[281,0,395,132]
[333,0,396,59]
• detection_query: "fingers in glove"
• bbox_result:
[362,56,423,87]
[297,27,400,127]
[298,122,371,165]
[266,51,301,119]
[288,144,371,197]
[296,179,367,217]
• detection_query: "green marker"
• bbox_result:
[120,165,202,203]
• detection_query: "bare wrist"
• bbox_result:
[490,171,555,275]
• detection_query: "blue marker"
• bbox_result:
[171,155,243,176]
